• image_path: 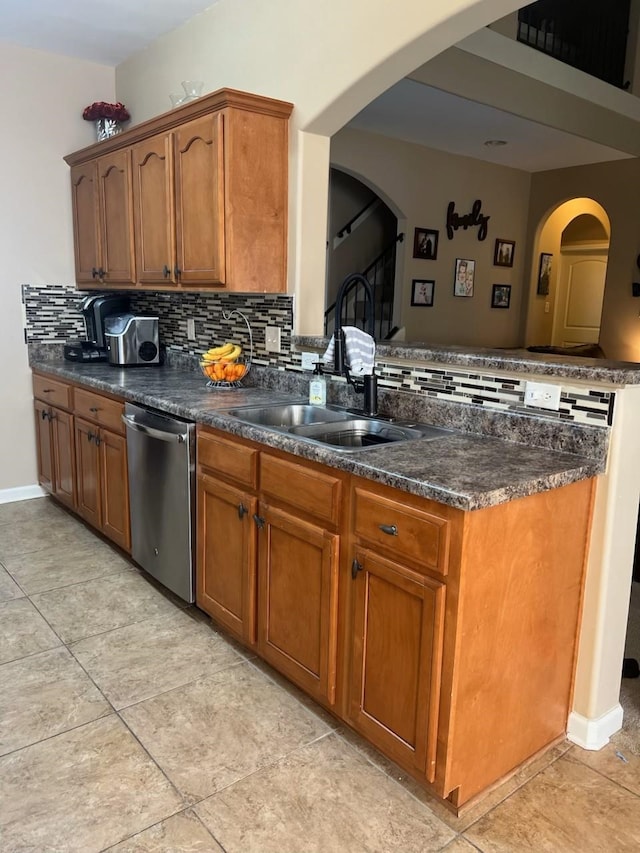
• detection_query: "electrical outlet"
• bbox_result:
[186,318,196,340]
[544,302,550,314]
[301,351,318,371]
[524,381,561,410]
[265,325,281,353]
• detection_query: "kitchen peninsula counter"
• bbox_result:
[30,359,603,511]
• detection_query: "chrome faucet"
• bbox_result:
[333,273,378,416]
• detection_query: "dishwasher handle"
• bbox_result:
[122,414,187,443]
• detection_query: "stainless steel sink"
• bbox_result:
[290,418,424,449]
[222,403,451,452]
[223,403,351,428]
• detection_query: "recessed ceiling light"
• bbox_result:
[484,139,508,147]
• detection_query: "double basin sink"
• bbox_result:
[222,403,450,452]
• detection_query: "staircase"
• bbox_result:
[325,233,403,339]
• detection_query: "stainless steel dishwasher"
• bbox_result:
[123,402,196,603]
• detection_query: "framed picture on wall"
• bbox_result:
[413,227,439,260]
[491,284,511,309]
[453,258,475,297]
[494,239,515,268]
[537,253,552,295]
[411,279,435,306]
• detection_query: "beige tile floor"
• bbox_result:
[1,496,640,852]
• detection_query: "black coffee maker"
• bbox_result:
[64,294,131,362]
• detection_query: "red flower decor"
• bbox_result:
[82,101,130,122]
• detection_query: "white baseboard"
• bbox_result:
[0,485,47,505]
[567,704,624,750]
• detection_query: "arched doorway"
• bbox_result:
[325,168,402,339]
[525,198,611,353]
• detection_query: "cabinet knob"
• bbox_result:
[351,558,363,580]
[163,265,171,279]
[238,503,248,519]
[174,266,181,278]
[378,523,398,537]
[91,267,98,279]
[94,434,101,447]
[253,514,265,529]
[87,431,94,443]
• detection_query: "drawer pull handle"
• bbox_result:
[238,503,248,519]
[253,514,265,529]
[379,523,398,536]
[163,265,171,279]
[87,432,94,443]
[94,434,101,447]
[42,388,52,393]
[351,558,363,580]
[89,406,99,413]
[41,410,51,421]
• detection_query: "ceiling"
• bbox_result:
[0,0,218,66]
[347,78,634,173]
[1,1,635,172]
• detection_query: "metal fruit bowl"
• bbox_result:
[200,355,248,387]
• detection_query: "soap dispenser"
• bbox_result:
[309,363,327,406]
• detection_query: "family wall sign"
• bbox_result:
[446,199,490,241]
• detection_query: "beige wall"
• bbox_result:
[331,128,531,346]
[528,161,640,361]
[0,44,114,492]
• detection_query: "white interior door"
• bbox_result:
[552,249,608,347]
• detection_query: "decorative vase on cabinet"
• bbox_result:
[95,118,123,141]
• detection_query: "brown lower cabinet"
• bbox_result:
[75,417,130,552]
[348,548,444,783]
[34,400,76,511]
[197,472,258,644]
[196,423,595,810]
[33,372,130,553]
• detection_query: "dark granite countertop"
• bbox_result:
[31,360,603,511]
[295,336,640,384]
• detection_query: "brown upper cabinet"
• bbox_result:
[70,150,136,287]
[65,89,293,293]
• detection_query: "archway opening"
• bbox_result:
[525,198,611,356]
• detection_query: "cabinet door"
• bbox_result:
[52,408,76,510]
[348,549,445,781]
[257,503,339,705]
[97,149,136,285]
[174,113,225,286]
[197,473,258,644]
[70,162,101,285]
[75,417,101,529]
[100,428,130,552]
[34,401,54,493]
[131,134,177,285]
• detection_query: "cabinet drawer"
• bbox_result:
[353,487,450,576]
[74,388,124,435]
[197,429,258,489]
[260,453,342,527]
[32,374,72,410]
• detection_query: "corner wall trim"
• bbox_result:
[567,704,624,750]
[0,485,47,505]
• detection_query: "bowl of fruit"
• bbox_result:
[200,342,249,387]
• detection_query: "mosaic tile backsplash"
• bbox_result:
[23,283,613,430]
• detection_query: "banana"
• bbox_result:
[206,342,234,358]
[225,344,242,361]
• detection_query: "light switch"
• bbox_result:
[265,326,281,353]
